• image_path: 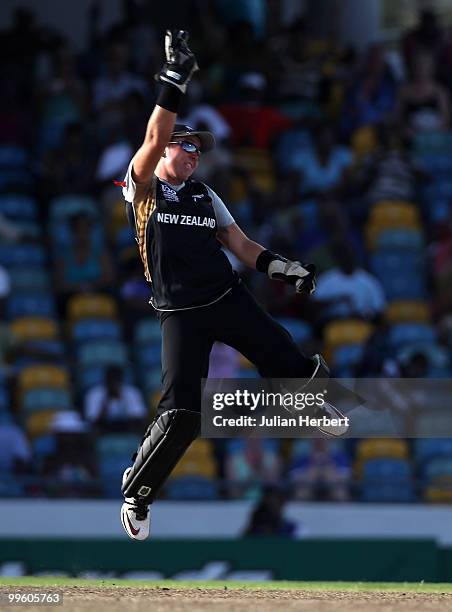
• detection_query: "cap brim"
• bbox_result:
[171,129,216,152]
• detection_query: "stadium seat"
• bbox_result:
[375,228,424,251]
[6,293,56,320]
[360,459,415,502]
[385,301,430,324]
[389,323,436,347]
[275,317,312,344]
[324,319,373,352]
[22,388,72,414]
[67,293,118,322]
[414,439,452,464]
[0,194,37,220]
[11,317,59,342]
[72,319,122,344]
[18,365,70,394]
[9,268,51,292]
[134,318,161,345]
[25,409,61,437]
[0,244,45,268]
[77,340,128,367]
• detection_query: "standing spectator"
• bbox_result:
[243,485,298,537]
[84,365,147,432]
[396,53,449,135]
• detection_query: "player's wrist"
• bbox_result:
[156,83,183,113]
[255,249,285,274]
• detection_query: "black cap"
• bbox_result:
[171,124,215,152]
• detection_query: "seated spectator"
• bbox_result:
[93,41,149,125]
[41,122,97,199]
[243,485,298,537]
[119,255,153,332]
[341,44,396,136]
[219,72,291,148]
[225,438,281,499]
[40,411,99,498]
[289,122,353,199]
[288,439,351,501]
[54,213,113,303]
[84,365,147,432]
[0,414,32,476]
[396,52,449,135]
[313,242,386,321]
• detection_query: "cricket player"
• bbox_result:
[120,30,346,541]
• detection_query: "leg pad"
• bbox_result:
[121,409,200,503]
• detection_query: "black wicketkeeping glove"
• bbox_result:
[156,29,199,93]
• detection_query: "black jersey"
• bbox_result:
[125,176,236,311]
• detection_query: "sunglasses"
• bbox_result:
[169,140,202,155]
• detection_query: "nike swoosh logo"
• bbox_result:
[125,513,140,536]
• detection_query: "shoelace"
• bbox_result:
[129,499,149,521]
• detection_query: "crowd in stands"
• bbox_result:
[1,2,452,503]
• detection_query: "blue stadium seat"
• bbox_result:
[22,388,72,414]
[72,319,122,344]
[77,340,128,367]
[0,145,27,168]
[6,293,56,320]
[9,268,51,292]
[375,229,423,251]
[275,317,312,344]
[0,244,45,268]
[134,318,161,345]
[414,439,452,463]
[96,434,140,498]
[0,194,37,220]
[361,458,415,502]
[137,344,161,369]
[390,323,436,347]
[166,476,218,500]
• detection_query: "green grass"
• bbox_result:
[0,578,451,593]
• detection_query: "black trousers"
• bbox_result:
[157,280,314,415]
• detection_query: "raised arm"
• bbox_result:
[131,30,198,184]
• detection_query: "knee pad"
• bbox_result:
[121,409,200,503]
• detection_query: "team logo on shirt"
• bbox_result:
[161,184,179,202]
[192,194,204,202]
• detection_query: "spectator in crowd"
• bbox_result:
[93,41,149,125]
[54,213,114,303]
[313,242,386,321]
[288,439,351,501]
[41,122,96,198]
[84,365,147,432]
[40,411,99,498]
[0,414,32,476]
[219,72,291,148]
[243,485,298,537]
[341,44,396,136]
[289,121,353,199]
[396,52,450,135]
[402,9,443,71]
[225,438,282,499]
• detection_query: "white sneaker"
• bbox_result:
[120,468,150,541]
